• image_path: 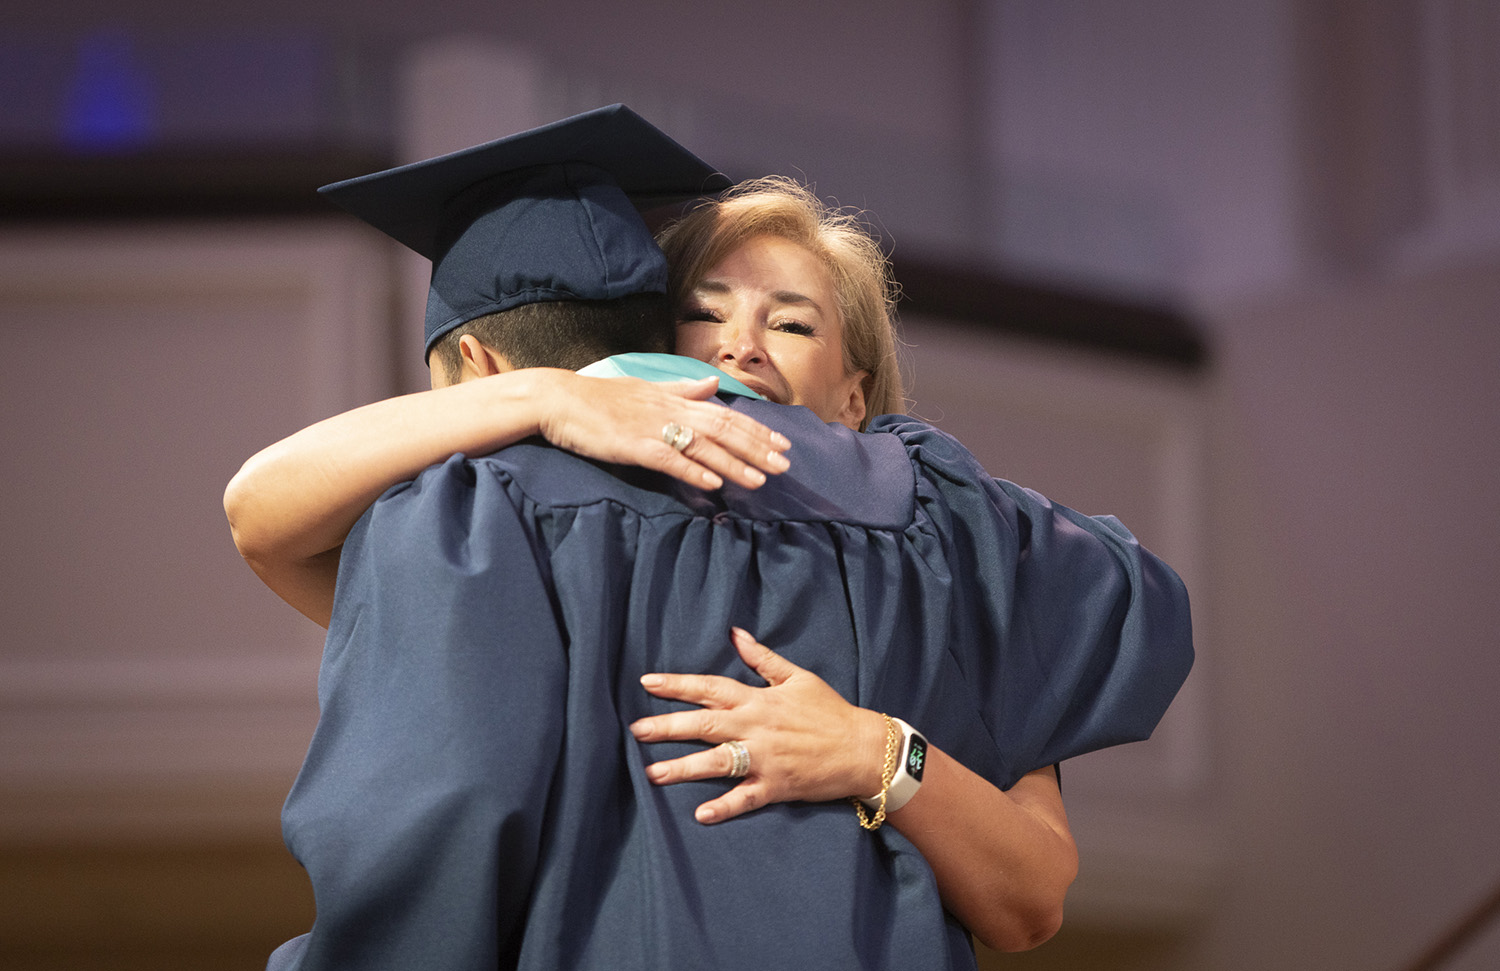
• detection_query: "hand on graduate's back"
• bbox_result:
[629,627,889,823]
[536,373,790,492]
[630,628,1078,952]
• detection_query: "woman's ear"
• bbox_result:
[835,370,869,430]
[457,334,513,381]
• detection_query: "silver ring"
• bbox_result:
[661,422,694,452]
[722,740,750,778]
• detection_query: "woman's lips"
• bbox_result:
[742,381,780,403]
[724,371,780,403]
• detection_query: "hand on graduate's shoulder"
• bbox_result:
[531,372,791,492]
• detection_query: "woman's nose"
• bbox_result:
[719,324,764,365]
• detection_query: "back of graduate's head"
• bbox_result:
[316,104,728,385]
[427,291,673,385]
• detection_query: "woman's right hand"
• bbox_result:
[531,371,790,491]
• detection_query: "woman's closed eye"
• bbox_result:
[771,318,815,336]
[679,305,724,324]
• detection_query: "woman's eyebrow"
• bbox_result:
[769,289,821,309]
[692,280,823,313]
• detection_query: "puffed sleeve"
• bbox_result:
[875,415,1194,788]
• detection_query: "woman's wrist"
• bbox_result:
[453,367,559,449]
[853,707,892,799]
[515,368,586,447]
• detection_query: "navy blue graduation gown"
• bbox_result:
[269,397,1193,970]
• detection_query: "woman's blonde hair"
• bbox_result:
[656,177,905,426]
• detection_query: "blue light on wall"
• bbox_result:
[0,27,390,157]
[63,29,158,152]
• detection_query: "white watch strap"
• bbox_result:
[861,717,928,813]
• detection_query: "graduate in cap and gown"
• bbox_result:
[237,106,1194,970]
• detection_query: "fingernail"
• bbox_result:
[640,674,663,688]
[703,471,724,489]
[767,451,790,470]
[746,469,766,486]
[644,763,666,782]
[695,806,717,824]
[771,432,790,449]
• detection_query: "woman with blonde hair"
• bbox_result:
[657,175,906,425]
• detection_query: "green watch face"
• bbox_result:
[905,734,927,782]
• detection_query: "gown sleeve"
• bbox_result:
[874,414,1195,788]
[273,454,569,971]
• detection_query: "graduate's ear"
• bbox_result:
[456,334,515,382]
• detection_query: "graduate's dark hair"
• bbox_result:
[428,291,673,382]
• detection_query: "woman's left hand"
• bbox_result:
[630,627,888,824]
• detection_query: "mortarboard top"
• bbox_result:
[318,104,731,357]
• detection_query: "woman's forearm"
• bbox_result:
[224,370,558,625]
[887,753,1077,952]
[226,369,792,627]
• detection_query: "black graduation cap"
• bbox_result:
[318,104,731,357]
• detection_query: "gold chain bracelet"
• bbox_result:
[852,713,901,831]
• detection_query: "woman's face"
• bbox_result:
[675,234,867,430]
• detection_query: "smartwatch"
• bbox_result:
[861,717,928,813]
